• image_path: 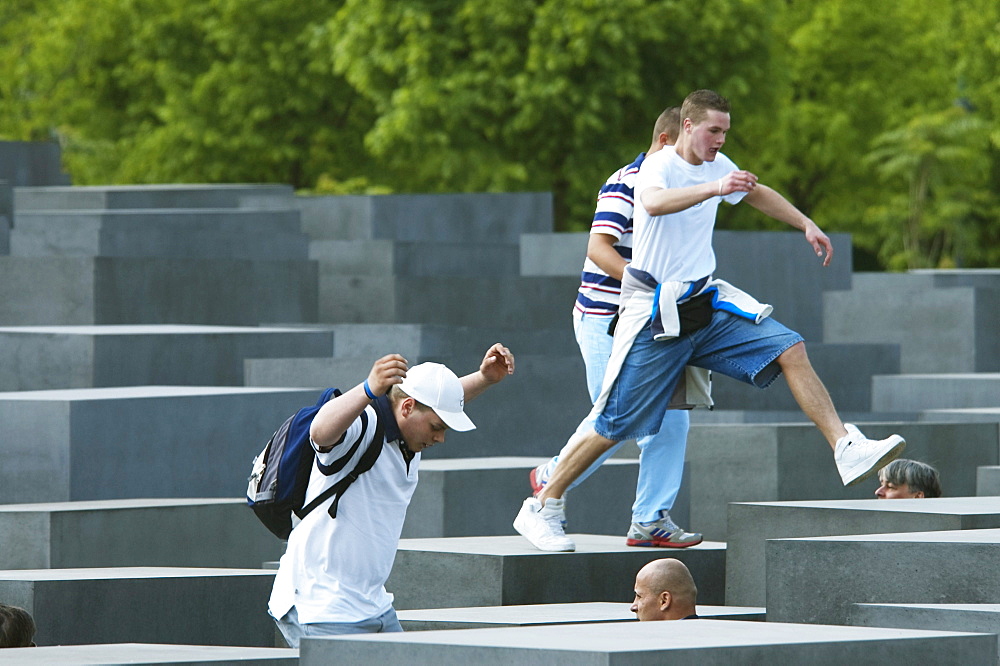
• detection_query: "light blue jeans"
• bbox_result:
[274,605,402,648]
[540,311,690,523]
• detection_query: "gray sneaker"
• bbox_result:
[626,512,702,548]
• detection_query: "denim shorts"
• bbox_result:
[594,310,803,441]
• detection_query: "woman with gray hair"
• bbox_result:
[875,459,941,499]
[0,603,36,648]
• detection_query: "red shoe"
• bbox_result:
[529,464,546,497]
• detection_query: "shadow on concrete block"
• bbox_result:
[0,498,285,570]
[849,603,1000,663]
[0,567,277,647]
[386,535,725,610]
[727,497,1000,607]
[398,601,764,630]
[300,620,995,665]
[0,325,334,391]
[0,644,299,665]
[766,528,1000,626]
[0,386,322,504]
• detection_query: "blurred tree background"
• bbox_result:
[1,0,997,269]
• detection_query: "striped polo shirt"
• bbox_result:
[574,153,645,316]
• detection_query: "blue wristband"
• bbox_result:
[363,379,377,400]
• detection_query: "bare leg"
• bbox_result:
[777,342,847,449]
[538,427,618,502]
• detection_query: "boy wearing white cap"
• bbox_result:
[269,343,514,645]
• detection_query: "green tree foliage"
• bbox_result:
[322,0,778,227]
[0,0,997,267]
[865,108,992,269]
[0,0,375,188]
[750,0,999,269]
[0,0,777,228]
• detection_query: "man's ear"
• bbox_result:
[913,490,925,498]
[659,590,672,611]
[399,397,415,418]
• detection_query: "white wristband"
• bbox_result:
[718,180,723,196]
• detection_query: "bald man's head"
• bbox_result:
[630,558,698,621]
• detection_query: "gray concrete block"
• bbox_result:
[981,467,1000,496]
[0,498,285,569]
[519,232,588,277]
[335,323,577,360]
[245,356,375,390]
[766,528,1000,625]
[918,408,1000,424]
[846,269,1000,294]
[316,273,579,328]
[13,184,294,211]
[296,194,373,241]
[317,265,396,323]
[709,342,900,413]
[684,421,998,542]
[0,644,299,665]
[11,209,308,260]
[854,602,1000,626]
[689,407,922,426]
[850,603,1000,662]
[403,456,690,538]
[0,141,71,186]
[0,257,97,324]
[727,497,1000,607]
[824,280,1000,372]
[0,386,321,504]
[688,407,922,425]
[873,373,1000,411]
[244,323,576,374]
[386,534,726,609]
[311,239,521,277]
[300,620,996,665]
[297,192,553,242]
[912,267,1000,290]
[713,231,854,343]
[848,271,938,291]
[0,325,333,391]
[0,256,317,325]
[398,602,765,630]
[0,567,277,647]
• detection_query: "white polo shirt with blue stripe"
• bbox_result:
[268,396,418,625]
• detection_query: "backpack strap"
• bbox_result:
[295,409,387,523]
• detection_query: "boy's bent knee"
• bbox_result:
[777,340,809,366]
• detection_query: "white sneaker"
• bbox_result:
[513,497,575,552]
[834,423,906,486]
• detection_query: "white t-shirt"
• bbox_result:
[268,402,418,624]
[632,147,746,284]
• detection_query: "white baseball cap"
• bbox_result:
[398,362,476,432]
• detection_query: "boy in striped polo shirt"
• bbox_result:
[524,107,702,550]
